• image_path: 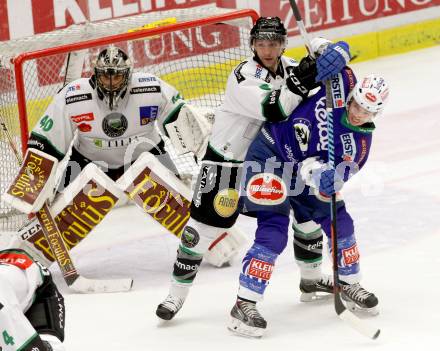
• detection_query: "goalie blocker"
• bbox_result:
[3,148,59,214]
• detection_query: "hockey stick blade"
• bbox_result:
[338,308,380,339]
[69,276,133,294]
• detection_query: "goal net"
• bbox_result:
[0,5,257,232]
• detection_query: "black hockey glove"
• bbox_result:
[286,56,320,99]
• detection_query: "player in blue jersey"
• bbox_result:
[228,70,389,337]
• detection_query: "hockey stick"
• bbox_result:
[289,0,380,339]
[0,114,133,293]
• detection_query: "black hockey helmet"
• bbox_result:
[94,45,132,110]
[250,17,287,45]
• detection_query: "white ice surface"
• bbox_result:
[51,45,440,350]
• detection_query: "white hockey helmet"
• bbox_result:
[94,45,132,110]
[350,74,390,114]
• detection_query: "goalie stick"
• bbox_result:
[289,0,380,339]
[1,114,133,293]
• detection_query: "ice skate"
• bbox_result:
[228,299,267,338]
[156,294,186,321]
[341,282,379,315]
[299,274,334,302]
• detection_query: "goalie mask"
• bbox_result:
[94,45,132,110]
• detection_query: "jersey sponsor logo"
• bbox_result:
[78,123,92,132]
[0,252,33,270]
[130,86,161,94]
[234,61,247,83]
[315,97,328,151]
[138,76,157,83]
[346,68,356,89]
[248,258,274,280]
[175,261,199,271]
[255,64,263,79]
[283,144,297,163]
[27,139,44,150]
[66,84,81,93]
[139,105,159,125]
[342,243,360,265]
[71,112,94,124]
[331,74,345,108]
[193,165,216,208]
[93,135,141,149]
[358,138,368,165]
[213,188,239,218]
[340,133,357,161]
[65,93,92,104]
[365,92,377,102]
[261,127,275,145]
[247,173,287,205]
[293,117,311,154]
[102,112,128,137]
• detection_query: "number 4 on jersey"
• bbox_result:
[2,330,14,346]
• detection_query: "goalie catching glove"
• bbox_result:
[3,148,58,214]
[165,104,214,160]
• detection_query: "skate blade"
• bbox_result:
[227,317,265,338]
[300,292,333,303]
[346,301,379,316]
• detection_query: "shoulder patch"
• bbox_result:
[234,61,247,84]
[130,86,161,94]
[65,93,92,105]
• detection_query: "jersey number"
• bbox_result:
[2,330,14,346]
[40,115,54,132]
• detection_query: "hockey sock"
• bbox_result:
[237,243,278,302]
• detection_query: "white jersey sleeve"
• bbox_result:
[28,84,76,160]
[209,56,304,162]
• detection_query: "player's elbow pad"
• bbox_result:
[3,148,58,214]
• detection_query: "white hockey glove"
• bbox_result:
[299,157,344,196]
[165,104,214,160]
[310,37,332,56]
[299,157,323,188]
[204,226,248,267]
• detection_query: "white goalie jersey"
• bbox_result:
[209,55,304,162]
[29,71,185,169]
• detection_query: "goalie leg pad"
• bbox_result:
[204,225,248,267]
[18,163,124,264]
[25,275,65,342]
[190,161,242,229]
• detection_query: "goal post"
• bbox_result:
[0,6,259,232]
